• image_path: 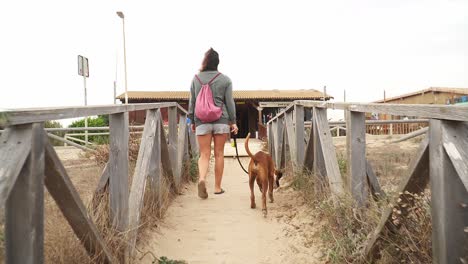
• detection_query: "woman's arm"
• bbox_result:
[188,80,196,124]
[224,80,236,125]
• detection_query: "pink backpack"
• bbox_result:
[194,73,223,123]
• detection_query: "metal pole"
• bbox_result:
[122,17,128,105]
[114,81,117,104]
[83,75,88,145]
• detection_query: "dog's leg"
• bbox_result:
[268,171,274,203]
[249,173,256,209]
[261,180,268,217]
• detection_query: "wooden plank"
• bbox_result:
[313,111,326,178]
[168,106,178,177]
[175,114,188,187]
[303,116,314,171]
[6,123,44,264]
[158,111,177,191]
[148,115,163,209]
[365,138,429,258]
[441,121,468,191]
[127,109,159,257]
[188,127,198,156]
[285,110,297,166]
[366,159,385,200]
[313,108,344,197]
[347,111,367,207]
[0,125,33,206]
[294,105,305,167]
[1,102,179,126]
[390,127,428,143]
[43,135,116,263]
[47,133,95,152]
[95,162,110,194]
[430,120,468,264]
[271,119,279,167]
[108,112,129,231]
[296,100,468,122]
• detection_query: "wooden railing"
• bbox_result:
[0,102,197,263]
[267,100,468,264]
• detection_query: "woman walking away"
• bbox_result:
[188,48,238,199]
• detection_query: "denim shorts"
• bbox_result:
[195,123,230,136]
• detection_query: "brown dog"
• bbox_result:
[244,133,283,216]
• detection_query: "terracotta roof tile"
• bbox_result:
[117,89,332,101]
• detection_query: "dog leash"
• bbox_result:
[232,135,249,174]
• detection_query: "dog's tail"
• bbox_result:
[245,133,256,162]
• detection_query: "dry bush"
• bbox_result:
[94,132,141,166]
[291,167,432,263]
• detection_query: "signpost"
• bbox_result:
[78,55,89,145]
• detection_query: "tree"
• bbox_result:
[68,116,109,144]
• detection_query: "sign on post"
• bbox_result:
[78,55,89,77]
[78,55,89,145]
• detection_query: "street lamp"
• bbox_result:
[116,11,128,104]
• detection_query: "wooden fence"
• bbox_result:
[267,100,468,264]
[0,102,197,263]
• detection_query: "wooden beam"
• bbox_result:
[390,127,428,143]
[364,138,429,258]
[175,114,188,187]
[43,135,116,263]
[47,133,95,152]
[1,102,179,126]
[366,159,385,200]
[430,120,468,264]
[313,109,327,178]
[0,125,33,206]
[285,110,297,167]
[295,100,468,122]
[313,108,344,198]
[294,105,305,168]
[108,112,129,231]
[441,121,468,191]
[347,111,367,206]
[303,116,314,171]
[6,123,44,264]
[95,162,110,194]
[127,109,159,257]
[148,113,163,209]
[158,111,177,192]
[188,127,198,156]
[168,106,178,178]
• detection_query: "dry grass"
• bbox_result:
[0,128,195,263]
[290,138,432,263]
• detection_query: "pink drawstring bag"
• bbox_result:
[194,73,223,123]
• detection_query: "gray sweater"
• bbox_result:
[188,71,236,126]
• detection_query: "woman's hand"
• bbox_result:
[191,124,196,132]
[230,124,239,135]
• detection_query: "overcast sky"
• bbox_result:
[1,0,467,120]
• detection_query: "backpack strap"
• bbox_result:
[194,72,222,85]
[208,73,222,85]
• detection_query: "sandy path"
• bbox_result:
[138,157,325,264]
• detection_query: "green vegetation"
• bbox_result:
[68,115,109,144]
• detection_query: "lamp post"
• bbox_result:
[116,11,128,104]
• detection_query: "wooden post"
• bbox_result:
[313,108,326,178]
[168,106,178,176]
[6,123,44,264]
[108,112,129,231]
[430,119,468,263]
[272,119,279,168]
[294,104,305,168]
[175,114,188,188]
[303,111,314,171]
[285,110,297,167]
[127,109,159,257]
[347,111,367,206]
[313,108,344,199]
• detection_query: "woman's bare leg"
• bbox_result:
[213,133,228,193]
[197,134,212,183]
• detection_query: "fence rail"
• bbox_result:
[267,100,468,263]
[0,103,198,263]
